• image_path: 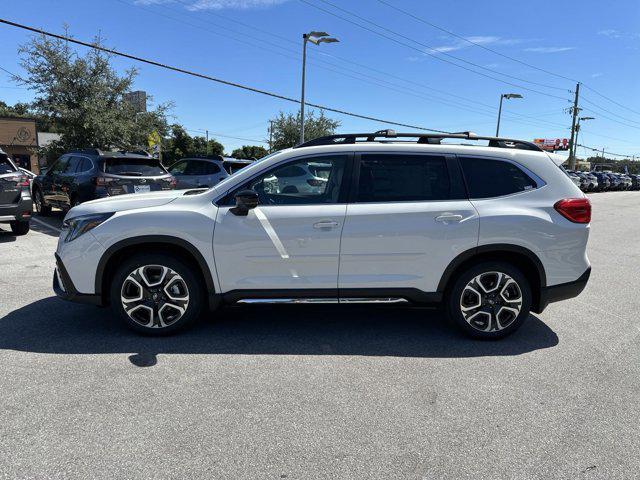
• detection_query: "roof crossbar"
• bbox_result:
[295,129,543,151]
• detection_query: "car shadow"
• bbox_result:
[30,212,64,238]
[0,297,558,366]
[0,228,17,243]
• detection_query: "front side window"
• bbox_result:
[168,161,188,175]
[224,155,347,205]
[50,157,69,175]
[356,154,450,202]
[459,157,537,199]
[65,156,81,174]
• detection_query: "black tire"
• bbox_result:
[34,188,51,216]
[446,261,532,340]
[109,253,205,335]
[9,220,30,236]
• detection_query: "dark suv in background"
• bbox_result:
[33,149,176,215]
[0,149,32,235]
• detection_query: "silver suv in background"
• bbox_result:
[168,157,229,189]
[0,149,32,235]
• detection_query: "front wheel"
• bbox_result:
[447,262,532,339]
[110,254,205,335]
[34,188,51,216]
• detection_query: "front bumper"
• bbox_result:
[535,266,591,313]
[53,253,103,306]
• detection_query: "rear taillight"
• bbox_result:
[554,198,591,224]
[17,175,30,187]
[165,176,177,189]
[95,176,114,186]
[307,178,324,187]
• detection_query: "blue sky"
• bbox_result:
[0,0,639,157]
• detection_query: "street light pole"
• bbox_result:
[300,34,308,144]
[299,31,339,144]
[495,93,523,137]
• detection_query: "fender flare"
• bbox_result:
[95,235,216,297]
[436,244,547,293]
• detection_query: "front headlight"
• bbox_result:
[62,212,114,243]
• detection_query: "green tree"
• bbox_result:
[163,125,226,164]
[270,109,340,150]
[16,31,170,161]
[231,145,268,159]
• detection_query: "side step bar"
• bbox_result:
[235,297,409,305]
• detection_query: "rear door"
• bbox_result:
[338,152,479,296]
[58,156,81,206]
[0,155,21,205]
[168,160,190,189]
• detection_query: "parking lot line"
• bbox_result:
[31,216,62,234]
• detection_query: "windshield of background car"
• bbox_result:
[103,157,166,176]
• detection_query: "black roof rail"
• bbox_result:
[69,148,104,156]
[294,130,543,152]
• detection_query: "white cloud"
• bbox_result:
[427,36,523,54]
[524,46,575,53]
[591,72,603,78]
[135,0,289,9]
[598,29,640,40]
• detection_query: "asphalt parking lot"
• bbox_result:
[0,192,638,480]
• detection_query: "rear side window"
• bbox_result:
[186,160,220,176]
[459,157,537,199]
[65,156,81,173]
[104,157,166,176]
[0,157,16,174]
[357,154,450,202]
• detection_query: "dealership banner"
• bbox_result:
[533,138,569,151]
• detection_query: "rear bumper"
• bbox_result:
[535,267,591,313]
[0,196,33,223]
[53,253,103,306]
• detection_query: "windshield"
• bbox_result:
[103,157,166,176]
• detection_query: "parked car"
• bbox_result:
[18,167,36,195]
[0,149,32,235]
[565,171,582,188]
[53,131,592,340]
[222,157,254,174]
[620,174,633,190]
[630,174,640,190]
[607,172,622,190]
[33,149,177,215]
[168,156,229,190]
[592,171,610,191]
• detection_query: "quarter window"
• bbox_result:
[356,154,450,202]
[459,157,537,199]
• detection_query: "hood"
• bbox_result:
[65,190,183,218]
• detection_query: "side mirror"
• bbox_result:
[230,189,259,216]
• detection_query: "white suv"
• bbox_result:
[53,131,591,339]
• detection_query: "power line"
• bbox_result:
[580,96,640,126]
[0,17,450,133]
[374,0,579,85]
[116,0,571,130]
[300,0,572,100]
[582,83,640,117]
[577,143,638,158]
[185,128,267,144]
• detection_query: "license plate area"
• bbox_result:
[134,185,151,194]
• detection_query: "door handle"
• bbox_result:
[435,214,463,224]
[313,220,339,229]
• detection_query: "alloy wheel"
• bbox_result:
[459,271,523,332]
[120,265,190,328]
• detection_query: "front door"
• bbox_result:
[338,153,479,295]
[213,154,351,294]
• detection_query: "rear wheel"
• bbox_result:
[447,261,532,339]
[110,253,204,335]
[34,188,51,216]
[10,220,30,236]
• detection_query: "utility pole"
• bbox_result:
[268,120,274,153]
[568,82,581,170]
[300,33,307,144]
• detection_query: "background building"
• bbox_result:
[0,117,38,172]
